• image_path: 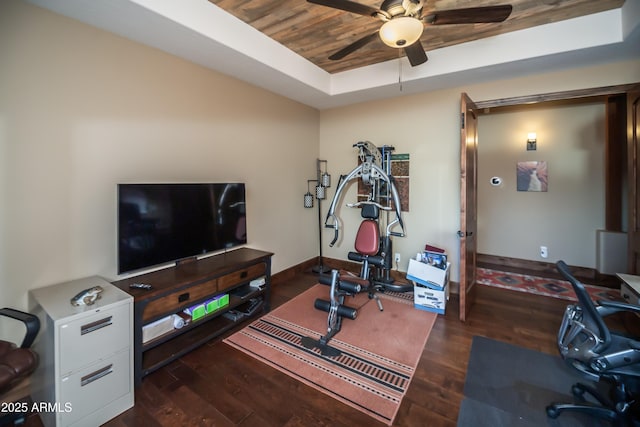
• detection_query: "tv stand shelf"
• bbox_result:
[112,247,273,385]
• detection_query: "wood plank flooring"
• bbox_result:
[21,269,629,426]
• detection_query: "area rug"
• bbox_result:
[223,284,437,425]
[476,267,621,302]
[459,336,609,427]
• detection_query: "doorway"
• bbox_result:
[459,84,640,320]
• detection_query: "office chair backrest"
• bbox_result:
[556,260,611,354]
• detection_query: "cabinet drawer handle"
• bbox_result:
[178,292,190,302]
[240,271,248,279]
[81,316,113,335]
[81,364,113,386]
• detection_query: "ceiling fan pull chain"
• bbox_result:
[398,51,403,92]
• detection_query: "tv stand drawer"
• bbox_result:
[142,278,217,322]
[218,262,266,291]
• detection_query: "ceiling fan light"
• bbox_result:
[379,17,423,48]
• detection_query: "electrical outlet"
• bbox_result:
[540,246,548,259]
[394,252,401,264]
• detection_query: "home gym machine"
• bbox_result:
[326,141,409,292]
[302,141,409,355]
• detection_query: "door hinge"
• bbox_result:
[461,112,465,129]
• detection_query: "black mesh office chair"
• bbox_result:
[546,260,640,426]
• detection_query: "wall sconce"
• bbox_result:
[527,132,537,151]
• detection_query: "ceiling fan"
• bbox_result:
[308,0,513,67]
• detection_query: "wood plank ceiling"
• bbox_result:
[209,0,625,74]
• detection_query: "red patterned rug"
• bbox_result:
[477,268,621,302]
[223,284,436,425]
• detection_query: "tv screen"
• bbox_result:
[117,183,247,274]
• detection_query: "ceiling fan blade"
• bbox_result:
[404,41,428,67]
[329,32,379,60]
[425,5,513,25]
[307,0,379,17]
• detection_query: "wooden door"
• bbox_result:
[628,90,640,273]
[459,93,479,321]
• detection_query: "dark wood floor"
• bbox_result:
[20,269,631,426]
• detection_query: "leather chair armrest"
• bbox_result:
[0,308,40,348]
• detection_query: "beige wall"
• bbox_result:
[2,0,640,312]
[477,102,606,267]
[0,1,319,309]
[319,60,640,283]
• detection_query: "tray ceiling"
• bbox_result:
[24,0,637,108]
[209,0,625,74]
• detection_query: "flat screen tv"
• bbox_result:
[117,183,247,274]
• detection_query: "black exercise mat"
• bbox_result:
[458,397,541,427]
[458,336,609,427]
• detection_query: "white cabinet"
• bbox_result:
[618,273,640,305]
[29,276,134,427]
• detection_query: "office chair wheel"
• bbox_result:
[571,382,607,404]
[546,404,561,419]
[572,383,587,400]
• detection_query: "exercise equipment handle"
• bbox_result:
[346,200,392,210]
[325,214,340,246]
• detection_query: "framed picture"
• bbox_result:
[517,161,548,192]
[357,153,410,211]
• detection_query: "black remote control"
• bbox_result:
[129,283,152,290]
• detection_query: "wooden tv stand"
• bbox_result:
[112,247,273,385]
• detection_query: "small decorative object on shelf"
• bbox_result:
[70,285,104,306]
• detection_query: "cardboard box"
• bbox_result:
[407,259,451,290]
[414,282,450,314]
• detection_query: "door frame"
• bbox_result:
[459,82,640,319]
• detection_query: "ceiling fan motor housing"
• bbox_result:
[381,0,422,18]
